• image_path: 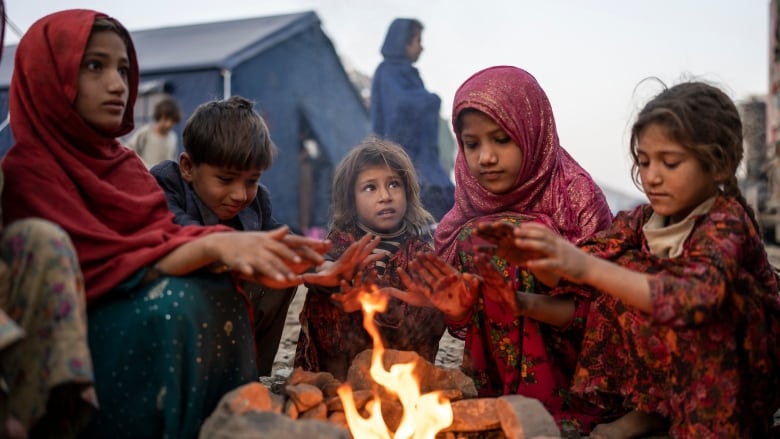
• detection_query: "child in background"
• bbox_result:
[1,10,328,437]
[151,95,293,376]
[127,96,181,168]
[393,66,613,435]
[507,81,780,437]
[295,137,446,381]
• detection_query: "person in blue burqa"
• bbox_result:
[370,18,455,223]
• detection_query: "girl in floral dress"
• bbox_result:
[508,81,780,438]
[295,137,446,381]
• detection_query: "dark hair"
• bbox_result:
[153,96,181,123]
[182,95,276,171]
[454,108,481,133]
[407,19,423,44]
[92,17,132,52]
[330,136,434,237]
[630,81,759,232]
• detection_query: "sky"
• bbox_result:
[3,1,771,198]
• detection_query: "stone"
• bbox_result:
[495,395,560,439]
[443,398,501,432]
[285,382,324,412]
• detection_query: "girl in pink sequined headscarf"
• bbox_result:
[435,65,612,261]
[397,66,613,434]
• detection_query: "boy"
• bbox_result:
[151,95,293,376]
[127,96,182,168]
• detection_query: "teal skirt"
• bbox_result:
[82,272,257,438]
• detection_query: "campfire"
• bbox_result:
[198,287,563,439]
[337,287,453,438]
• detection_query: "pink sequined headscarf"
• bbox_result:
[435,66,612,263]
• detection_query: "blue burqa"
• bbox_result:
[370,18,455,221]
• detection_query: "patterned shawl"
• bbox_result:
[1,10,227,301]
[435,66,612,263]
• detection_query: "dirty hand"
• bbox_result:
[513,222,589,283]
[471,253,526,316]
[476,221,550,265]
[331,269,379,313]
[391,252,479,321]
[302,233,381,287]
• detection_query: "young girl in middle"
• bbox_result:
[295,137,446,381]
[397,65,614,434]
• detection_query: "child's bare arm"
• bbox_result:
[472,253,574,327]
[514,222,653,313]
[516,293,576,327]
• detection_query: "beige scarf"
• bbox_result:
[642,195,717,258]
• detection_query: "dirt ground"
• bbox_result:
[271,286,464,376]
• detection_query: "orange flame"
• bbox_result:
[337,286,453,438]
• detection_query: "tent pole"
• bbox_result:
[221,69,232,99]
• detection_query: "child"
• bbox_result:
[370,18,454,222]
[1,10,327,437]
[507,81,780,437]
[294,136,446,381]
[150,95,294,377]
[126,96,181,168]
[394,66,614,434]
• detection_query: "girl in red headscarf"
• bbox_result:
[393,66,614,435]
[1,9,327,438]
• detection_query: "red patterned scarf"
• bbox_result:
[1,10,227,301]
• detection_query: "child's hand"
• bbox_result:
[330,269,379,313]
[302,234,382,287]
[513,222,589,283]
[472,253,525,316]
[391,253,479,321]
[474,221,530,265]
[281,231,331,271]
[212,227,313,282]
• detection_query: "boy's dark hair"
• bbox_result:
[330,135,434,237]
[153,97,181,123]
[182,95,276,171]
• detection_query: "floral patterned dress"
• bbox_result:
[295,225,446,380]
[448,215,606,433]
[0,218,96,436]
[572,196,780,437]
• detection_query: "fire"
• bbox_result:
[337,287,453,439]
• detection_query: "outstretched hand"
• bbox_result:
[302,233,382,287]
[387,252,479,321]
[330,269,379,313]
[512,222,590,283]
[474,221,534,265]
[212,227,311,281]
[222,227,327,288]
[471,253,526,316]
[282,232,331,271]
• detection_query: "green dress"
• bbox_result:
[83,272,257,439]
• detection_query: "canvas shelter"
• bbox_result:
[0,10,369,229]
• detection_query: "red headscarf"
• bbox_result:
[1,9,228,301]
[435,66,612,263]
